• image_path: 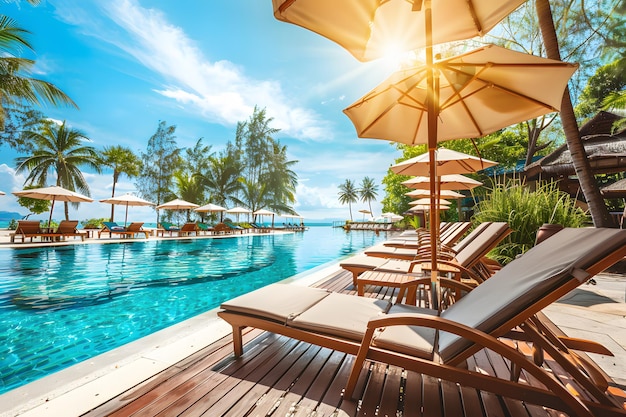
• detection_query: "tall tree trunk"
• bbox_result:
[535,0,613,227]
[110,171,119,222]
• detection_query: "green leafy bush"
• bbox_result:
[81,218,108,229]
[473,179,589,264]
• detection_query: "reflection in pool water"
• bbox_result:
[0,226,390,394]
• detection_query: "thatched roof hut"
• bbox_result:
[525,111,626,180]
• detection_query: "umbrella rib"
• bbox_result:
[465,0,484,35]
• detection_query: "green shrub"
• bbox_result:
[473,179,589,264]
[81,218,108,228]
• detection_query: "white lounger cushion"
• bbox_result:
[290,293,391,341]
[371,304,438,359]
[220,284,331,323]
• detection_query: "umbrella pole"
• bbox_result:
[124,203,129,227]
[425,0,440,311]
[48,198,56,228]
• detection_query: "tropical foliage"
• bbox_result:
[15,120,101,220]
[473,179,589,264]
[101,145,142,221]
[337,179,358,221]
[0,15,76,132]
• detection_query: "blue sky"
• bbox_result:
[0,0,404,222]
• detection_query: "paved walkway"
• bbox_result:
[543,270,626,387]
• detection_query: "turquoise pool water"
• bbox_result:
[0,226,390,394]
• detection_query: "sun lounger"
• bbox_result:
[99,221,149,238]
[219,227,626,417]
[343,222,510,286]
[156,221,180,236]
[176,222,199,237]
[53,220,87,241]
[9,220,55,243]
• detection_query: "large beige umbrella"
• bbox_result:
[195,203,227,222]
[157,199,199,225]
[406,189,465,199]
[226,206,252,222]
[402,174,483,191]
[344,45,577,146]
[156,199,199,210]
[391,148,497,177]
[253,209,276,227]
[195,203,226,212]
[411,198,451,206]
[272,0,530,309]
[99,193,155,226]
[272,0,527,62]
[13,185,93,225]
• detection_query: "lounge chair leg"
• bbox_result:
[232,326,244,357]
[345,328,376,398]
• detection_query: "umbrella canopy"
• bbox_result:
[344,45,578,146]
[156,199,199,210]
[272,0,527,62]
[253,209,276,227]
[408,204,450,211]
[253,209,276,216]
[402,174,483,191]
[13,185,93,225]
[410,198,451,206]
[391,148,498,177]
[405,189,465,199]
[226,206,252,222]
[195,203,227,212]
[195,202,227,222]
[100,193,155,226]
[0,190,5,195]
[226,206,252,214]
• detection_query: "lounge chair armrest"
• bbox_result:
[349,314,594,417]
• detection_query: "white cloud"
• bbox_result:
[54,0,333,142]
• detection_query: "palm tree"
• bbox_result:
[536,0,612,227]
[101,145,142,221]
[358,176,379,217]
[200,153,242,220]
[338,179,358,221]
[15,120,101,220]
[263,141,298,214]
[0,15,76,130]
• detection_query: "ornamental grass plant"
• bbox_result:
[473,179,589,264]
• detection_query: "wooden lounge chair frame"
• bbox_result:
[176,222,199,237]
[53,220,86,241]
[9,220,55,243]
[341,222,510,286]
[99,222,149,238]
[219,228,626,417]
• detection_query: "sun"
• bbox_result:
[378,44,422,72]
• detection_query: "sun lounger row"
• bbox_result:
[346,222,394,231]
[218,227,626,417]
[10,220,87,243]
[341,222,511,288]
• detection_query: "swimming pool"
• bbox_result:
[0,226,390,394]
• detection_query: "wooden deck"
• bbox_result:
[82,269,626,417]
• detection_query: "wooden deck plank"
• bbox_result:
[440,379,465,417]
[356,362,387,416]
[152,333,296,416]
[224,342,324,417]
[180,336,302,416]
[376,364,404,416]
[220,340,316,417]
